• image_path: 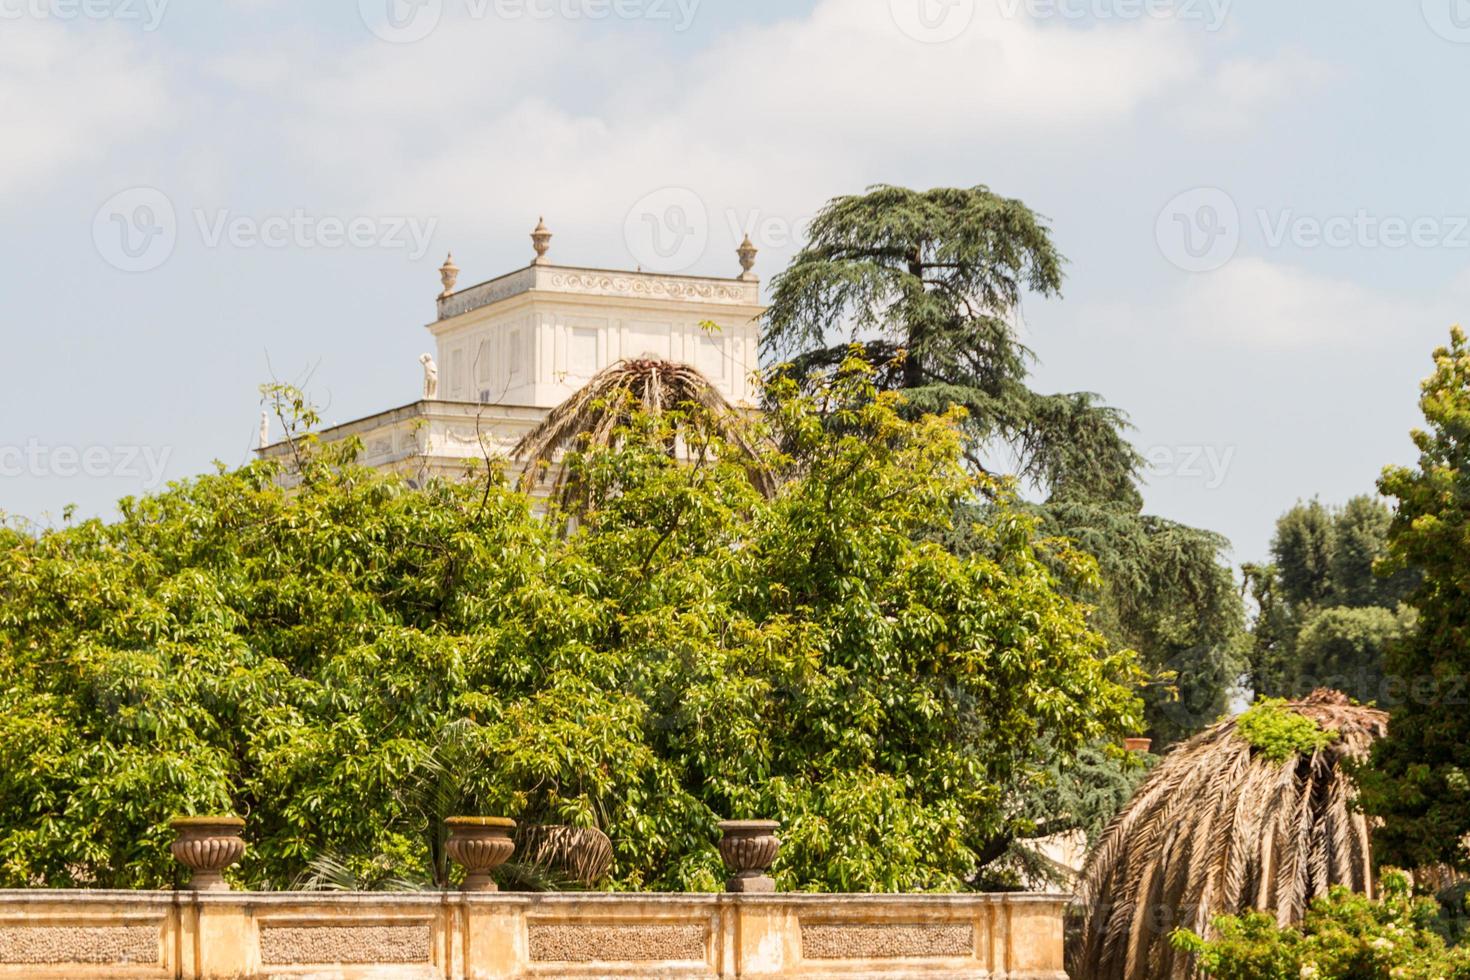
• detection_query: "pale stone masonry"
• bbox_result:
[0,890,1067,979]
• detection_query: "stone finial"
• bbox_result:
[170,816,246,892]
[717,820,781,893]
[445,817,516,892]
[737,234,759,280]
[439,252,460,298]
[420,354,439,400]
[258,411,270,450]
[531,217,553,265]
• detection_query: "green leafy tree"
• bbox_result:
[0,361,1141,892]
[1332,496,1412,608]
[1242,561,1297,701]
[765,185,1242,746]
[1245,495,1415,702]
[1293,606,1410,705]
[1038,505,1244,746]
[763,184,1132,493]
[1358,327,1470,871]
[1274,499,1338,609]
[1269,496,1414,612]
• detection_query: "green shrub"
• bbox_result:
[1236,698,1339,763]
[1172,870,1470,979]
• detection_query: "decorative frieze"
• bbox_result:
[544,270,755,305]
[437,266,758,322]
[258,924,432,965]
[800,922,975,960]
[0,925,158,964]
[528,923,709,963]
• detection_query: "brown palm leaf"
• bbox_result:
[512,358,775,503]
[1070,690,1388,980]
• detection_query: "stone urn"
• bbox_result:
[717,820,781,893]
[1125,737,1154,754]
[169,816,246,892]
[518,825,614,886]
[445,817,516,892]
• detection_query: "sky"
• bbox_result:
[2,0,1467,564]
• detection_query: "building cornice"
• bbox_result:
[436,263,762,323]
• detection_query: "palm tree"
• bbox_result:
[1072,690,1388,980]
[512,358,774,504]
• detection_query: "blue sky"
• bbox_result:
[2,0,1467,563]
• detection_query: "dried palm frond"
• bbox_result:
[511,358,775,503]
[516,825,615,887]
[1071,690,1388,980]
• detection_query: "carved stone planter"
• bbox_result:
[518,825,614,887]
[1125,737,1153,754]
[445,817,516,892]
[169,816,246,892]
[717,820,781,893]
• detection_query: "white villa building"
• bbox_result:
[260,221,766,483]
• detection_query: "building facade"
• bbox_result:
[260,222,766,484]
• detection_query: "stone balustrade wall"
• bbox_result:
[0,890,1066,979]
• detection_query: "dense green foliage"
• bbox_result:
[1244,496,1415,704]
[1358,328,1470,871]
[764,185,1242,747]
[1038,504,1242,746]
[0,363,1140,891]
[1171,870,1470,979]
[1235,698,1338,763]
[763,184,1132,497]
[1294,607,1410,701]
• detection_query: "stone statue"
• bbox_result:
[420,354,439,399]
[258,411,270,450]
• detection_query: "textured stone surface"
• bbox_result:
[0,925,158,964]
[437,268,535,319]
[528,923,708,963]
[800,923,975,960]
[258,924,432,965]
[0,890,1066,976]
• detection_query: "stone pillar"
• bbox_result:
[459,895,529,980]
[188,894,255,979]
[1004,896,1069,979]
[727,896,799,977]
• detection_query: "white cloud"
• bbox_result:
[1092,256,1470,351]
[1172,50,1336,134]
[0,23,173,197]
[208,0,1254,236]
